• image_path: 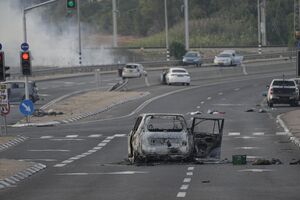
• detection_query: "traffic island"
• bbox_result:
[13,91,149,127]
[278,109,300,148]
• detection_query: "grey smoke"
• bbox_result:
[0,0,114,69]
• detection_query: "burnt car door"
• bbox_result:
[191,117,224,160]
[128,116,143,157]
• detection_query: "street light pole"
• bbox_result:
[257,0,262,54]
[184,0,189,51]
[22,0,58,100]
[164,0,169,61]
[78,0,82,65]
[112,0,118,47]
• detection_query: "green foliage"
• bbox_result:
[169,42,186,59]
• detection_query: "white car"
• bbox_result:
[161,67,190,85]
[122,63,146,78]
[213,50,242,66]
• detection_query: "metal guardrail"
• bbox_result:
[9,51,295,79]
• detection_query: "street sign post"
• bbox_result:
[21,42,29,51]
[19,99,34,116]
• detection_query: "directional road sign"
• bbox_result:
[21,43,29,51]
[1,103,10,115]
[19,99,34,116]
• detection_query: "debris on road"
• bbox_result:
[289,159,300,165]
[207,109,225,115]
[252,158,283,165]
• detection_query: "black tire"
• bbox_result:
[186,83,190,86]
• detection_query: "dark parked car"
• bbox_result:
[182,51,203,67]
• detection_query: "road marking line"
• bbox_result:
[235,147,260,150]
[276,132,288,135]
[20,159,57,162]
[66,135,78,138]
[239,169,274,172]
[200,101,205,104]
[28,149,70,152]
[62,160,73,164]
[246,156,263,159]
[186,172,193,176]
[102,139,111,143]
[98,143,107,147]
[234,88,240,91]
[106,136,115,140]
[177,192,186,198]
[180,185,189,190]
[50,138,84,141]
[40,136,53,139]
[187,167,194,171]
[88,134,102,138]
[228,132,240,136]
[54,164,66,168]
[235,136,256,139]
[253,132,264,136]
[183,178,191,183]
[93,147,102,150]
[207,97,212,100]
[218,92,223,95]
[114,134,126,137]
[88,150,97,153]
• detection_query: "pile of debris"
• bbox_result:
[33,109,64,117]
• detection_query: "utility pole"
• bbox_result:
[184,0,189,51]
[261,0,267,46]
[112,0,118,47]
[164,0,169,61]
[257,0,262,54]
[77,0,82,65]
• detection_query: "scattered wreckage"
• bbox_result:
[128,113,224,164]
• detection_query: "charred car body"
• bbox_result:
[128,113,224,163]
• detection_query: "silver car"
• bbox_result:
[4,80,40,103]
[122,63,147,78]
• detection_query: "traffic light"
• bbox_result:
[66,0,76,9]
[21,51,31,76]
[0,52,9,82]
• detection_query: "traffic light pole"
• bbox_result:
[77,0,82,65]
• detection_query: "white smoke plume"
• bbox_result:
[0,0,114,70]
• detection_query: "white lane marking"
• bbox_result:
[88,134,102,138]
[106,136,115,140]
[228,132,240,136]
[177,192,186,198]
[207,97,212,100]
[145,77,150,87]
[183,178,191,183]
[62,160,73,164]
[186,172,193,176]
[57,171,149,176]
[50,138,84,141]
[218,92,223,95]
[235,147,261,150]
[200,101,205,104]
[234,88,240,91]
[102,139,111,143]
[241,63,248,75]
[28,149,70,152]
[235,136,256,139]
[253,132,264,136]
[180,185,189,190]
[88,149,97,153]
[239,169,274,173]
[276,132,288,136]
[19,159,57,162]
[187,167,194,171]
[246,156,263,159]
[40,136,53,139]
[98,143,107,147]
[38,93,50,97]
[66,135,78,138]
[93,147,102,150]
[114,134,126,137]
[54,164,66,168]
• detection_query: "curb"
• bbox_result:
[12,92,150,127]
[0,136,28,152]
[277,114,300,148]
[0,163,46,190]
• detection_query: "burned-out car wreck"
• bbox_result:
[128,113,224,163]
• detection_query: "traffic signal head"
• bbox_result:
[0,52,9,82]
[21,51,31,76]
[66,0,76,9]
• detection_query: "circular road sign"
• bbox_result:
[1,104,10,116]
[0,43,2,50]
[21,43,29,51]
[19,99,34,116]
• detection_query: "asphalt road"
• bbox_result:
[0,60,299,200]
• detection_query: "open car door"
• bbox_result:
[191,116,224,160]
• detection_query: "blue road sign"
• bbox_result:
[297,41,300,49]
[0,43,2,50]
[21,43,29,51]
[19,99,34,116]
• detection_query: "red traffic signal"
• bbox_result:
[20,51,32,76]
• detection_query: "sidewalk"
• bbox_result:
[279,109,300,148]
